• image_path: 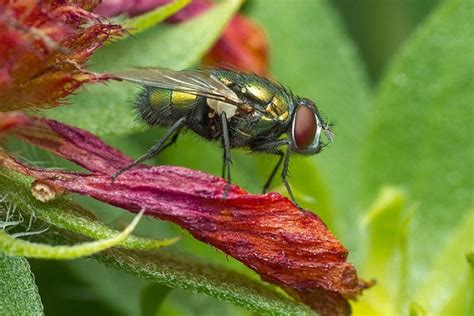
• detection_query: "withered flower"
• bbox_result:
[95,0,269,75]
[0,112,370,315]
[0,0,123,111]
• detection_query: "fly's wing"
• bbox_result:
[111,68,242,105]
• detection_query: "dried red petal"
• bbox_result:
[0,112,370,315]
[0,112,29,133]
[0,1,124,111]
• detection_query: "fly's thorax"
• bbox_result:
[200,69,295,147]
[212,69,293,124]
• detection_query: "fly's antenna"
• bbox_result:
[323,123,334,144]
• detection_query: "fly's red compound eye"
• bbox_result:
[293,105,317,149]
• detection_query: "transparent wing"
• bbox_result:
[111,68,242,105]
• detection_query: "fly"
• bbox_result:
[111,68,333,208]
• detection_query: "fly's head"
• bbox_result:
[288,97,333,155]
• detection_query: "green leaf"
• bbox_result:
[0,210,145,259]
[361,0,474,295]
[0,254,43,315]
[159,288,253,316]
[96,248,315,316]
[47,0,242,137]
[467,252,474,268]
[140,283,172,316]
[123,0,191,37]
[354,187,413,315]
[413,209,474,315]
[29,260,128,316]
[409,302,427,316]
[248,0,372,238]
[331,0,442,83]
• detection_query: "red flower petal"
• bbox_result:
[0,1,123,110]
[0,112,370,315]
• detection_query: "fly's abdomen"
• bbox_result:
[136,86,203,126]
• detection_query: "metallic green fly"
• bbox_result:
[112,68,333,208]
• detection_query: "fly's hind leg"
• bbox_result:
[220,112,232,198]
[112,117,186,180]
[153,130,180,154]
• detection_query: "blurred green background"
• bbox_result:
[333,0,441,82]
[2,0,471,315]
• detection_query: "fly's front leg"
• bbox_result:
[220,112,232,197]
[251,139,302,209]
[250,139,288,194]
[112,117,186,180]
[281,144,302,210]
[262,150,284,194]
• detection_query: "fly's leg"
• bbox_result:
[281,144,302,210]
[262,150,283,194]
[112,117,186,180]
[220,112,232,198]
[250,139,302,209]
[250,139,288,193]
[155,131,180,154]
